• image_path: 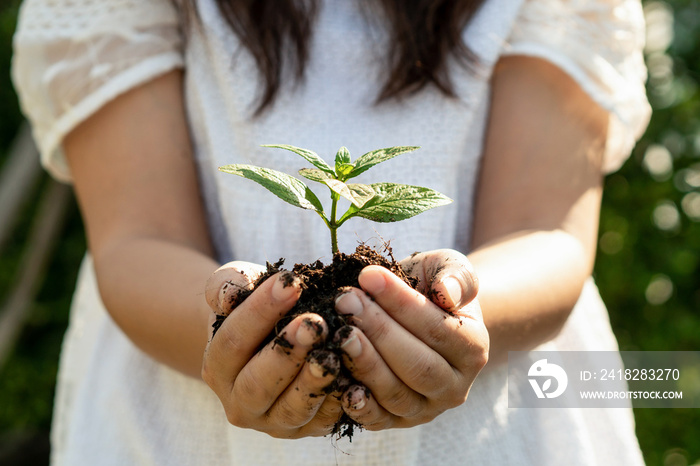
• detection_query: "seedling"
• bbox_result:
[219,145,452,254]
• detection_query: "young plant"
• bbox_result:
[219,145,452,254]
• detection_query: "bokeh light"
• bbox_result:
[652,200,681,231]
[645,274,674,305]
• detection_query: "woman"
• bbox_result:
[13,0,650,464]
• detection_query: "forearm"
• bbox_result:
[468,229,590,364]
[61,72,220,378]
[467,57,609,365]
[94,236,219,378]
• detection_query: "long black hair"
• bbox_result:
[184,0,486,114]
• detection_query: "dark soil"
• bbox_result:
[213,244,417,440]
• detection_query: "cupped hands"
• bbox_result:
[201,249,489,438]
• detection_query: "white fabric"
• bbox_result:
[11,0,184,183]
[504,0,651,173]
[12,0,650,464]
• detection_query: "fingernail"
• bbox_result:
[308,360,326,378]
[345,385,367,411]
[351,397,366,411]
[358,267,386,295]
[296,318,322,346]
[335,291,364,316]
[272,271,299,302]
[217,281,233,315]
[307,350,339,378]
[216,280,245,315]
[436,276,462,309]
[340,331,362,358]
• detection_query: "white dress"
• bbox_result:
[13,0,651,464]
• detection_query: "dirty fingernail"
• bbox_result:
[308,361,325,378]
[351,397,366,411]
[307,350,339,378]
[216,280,234,315]
[345,385,367,411]
[340,331,362,358]
[336,291,364,316]
[296,318,322,346]
[435,276,462,309]
[272,272,299,302]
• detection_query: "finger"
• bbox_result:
[335,288,454,397]
[295,375,352,437]
[230,314,328,416]
[334,325,428,417]
[273,389,345,439]
[399,250,478,312]
[265,350,340,430]
[205,261,267,316]
[341,384,399,431]
[202,272,302,390]
[354,267,480,369]
[300,395,345,437]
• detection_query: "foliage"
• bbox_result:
[0,1,21,150]
[219,145,452,254]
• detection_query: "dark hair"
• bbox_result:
[184,0,485,114]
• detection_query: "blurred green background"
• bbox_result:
[0,0,698,464]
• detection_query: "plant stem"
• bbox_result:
[330,193,339,255]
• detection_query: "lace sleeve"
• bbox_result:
[11,0,184,182]
[504,0,651,173]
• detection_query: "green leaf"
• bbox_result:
[262,144,334,175]
[324,179,354,204]
[348,146,420,179]
[335,146,351,170]
[299,168,333,183]
[347,183,376,207]
[339,182,451,224]
[219,164,324,213]
[323,180,376,208]
[335,163,355,180]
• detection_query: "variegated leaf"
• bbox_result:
[335,146,351,173]
[348,146,420,179]
[347,183,376,207]
[262,144,334,175]
[335,163,355,180]
[339,182,451,223]
[299,168,333,183]
[323,180,375,208]
[219,164,324,213]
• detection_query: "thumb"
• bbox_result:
[401,249,478,312]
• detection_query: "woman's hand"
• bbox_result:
[334,249,489,430]
[202,250,488,436]
[201,262,345,438]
